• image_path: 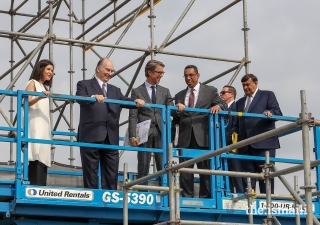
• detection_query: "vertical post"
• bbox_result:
[168,143,175,225]
[242,0,250,74]
[210,113,216,207]
[114,0,117,24]
[48,0,54,162]
[175,172,180,222]
[123,163,129,225]
[48,0,53,61]
[38,0,41,15]
[148,0,155,59]
[81,0,86,80]
[16,91,23,181]
[265,151,272,225]
[15,91,23,200]
[300,90,313,224]
[294,176,301,225]
[246,177,253,224]
[23,96,29,181]
[68,0,75,166]
[9,6,15,164]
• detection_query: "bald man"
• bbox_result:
[76,58,144,190]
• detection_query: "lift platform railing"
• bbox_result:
[1,89,320,224]
[0,90,168,200]
[0,90,317,197]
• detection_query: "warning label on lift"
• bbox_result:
[25,187,93,201]
[222,197,256,211]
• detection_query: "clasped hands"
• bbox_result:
[175,103,221,114]
[94,94,145,107]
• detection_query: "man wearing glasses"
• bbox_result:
[174,65,227,198]
[129,60,173,185]
[220,85,244,193]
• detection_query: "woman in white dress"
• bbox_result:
[25,59,54,186]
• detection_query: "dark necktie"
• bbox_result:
[189,88,195,108]
[151,86,156,104]
[244,96,251,112]
[102,83,107,97]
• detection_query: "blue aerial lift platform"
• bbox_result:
[0,89,319,225]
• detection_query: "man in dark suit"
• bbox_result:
[220,85,244,193]
[76,58,144,190]
[175,65,227,198]
[129,60,173,185]
[234,74,282,194]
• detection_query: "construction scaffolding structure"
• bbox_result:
[0,1,320,225]
[0,0,248,167]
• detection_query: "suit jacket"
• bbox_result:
[174,83,227,148]
[76,78,134,145]
[234,89,282,152]
[128,83,173,138]
[225,101,236,145]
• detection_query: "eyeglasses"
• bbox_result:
[183,74,197,78]
[154,71,165,75]
[220,91,232,95]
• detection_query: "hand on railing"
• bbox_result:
[8,131,16,138]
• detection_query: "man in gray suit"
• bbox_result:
[129,60,173,185]
[175,65,227,198]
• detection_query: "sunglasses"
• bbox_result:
[220,91,232,95]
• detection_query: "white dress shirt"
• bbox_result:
[95,76,107,94]
[144,81,156,100]
[184,82,200,107]
[228,100,235,108]
[244,88,259,109]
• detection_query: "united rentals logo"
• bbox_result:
[25,187,93,201]
[27,189,37,196]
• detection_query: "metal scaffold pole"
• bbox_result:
[300,90,314,225]
[123,163,129,225]
[81,0,86,80]
[265,151,272,225]
[242,0,250,74]
[9,0,15,164]
[68,0,75,166]
[48,0,55,162]
[294,176,301,225]
[149,0,155,59]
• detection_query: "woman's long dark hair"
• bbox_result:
[30,59,54,87]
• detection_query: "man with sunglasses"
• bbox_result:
[174,65,227,198]
[220,85,244,193]
[129,60,173,186]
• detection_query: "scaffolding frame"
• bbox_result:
[0,1,319,224]
[0,0,247,166]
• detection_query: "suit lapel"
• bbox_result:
[195,83,205,108]
[229,101,235,110]
[247,89,262,112]
[139,83,152,103]
[156,85,164,104]
[178,88,188,105]
[106,83,114,99]
[91,78,104,96]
